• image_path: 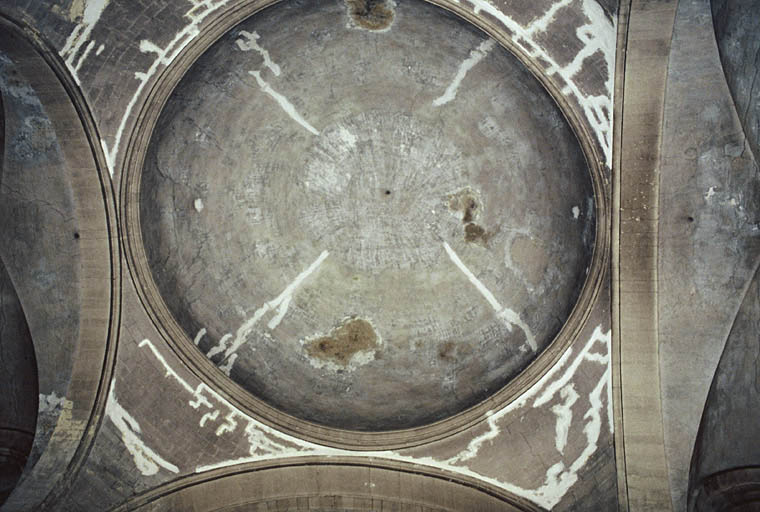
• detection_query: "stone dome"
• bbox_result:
[138,0,595,431]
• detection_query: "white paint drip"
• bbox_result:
[235,30,281,76]
[193,328,206,345]
[99,0,234,178]
[433,38,496,107]
[705,186,716,200]
[219,354,237,376]
[551,384,579,454]
[443,241,536,351]
[200,409,219,427]
[73,40,96,72]
[96,44,105,56]
[461,0,615,166]
[138,324,611,510]
[525,0,573,35]
[207,250,329,365]
[206,334,232,359]
[60,0,111,84]
[106,381,179,476]
[139,339,195,394]
[194,198,204,212]
[572,205,580,219]
[249,71,320,136]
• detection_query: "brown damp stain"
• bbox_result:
[448,188,481,222]
[464,223,488,245]
[447,188,494,245]
[463,198,478,223]
[346,0,395,31]
[306,317,378,366]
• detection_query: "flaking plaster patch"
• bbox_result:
[38,391,66,413]
[345,0,397,32]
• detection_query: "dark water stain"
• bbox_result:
[346,0,395,31]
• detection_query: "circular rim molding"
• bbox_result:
[120,0,609,450]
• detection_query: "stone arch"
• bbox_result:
[0,13,120,510]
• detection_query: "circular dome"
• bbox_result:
[138,0,596,432]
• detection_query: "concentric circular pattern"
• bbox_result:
[139,0,596,431]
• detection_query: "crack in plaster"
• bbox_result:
[235,27,320,136]
[247,65,319,135]
[58,0,613,182]
[76,0,235,177]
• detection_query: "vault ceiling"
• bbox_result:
[0,0,758,511]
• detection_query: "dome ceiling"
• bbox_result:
[138,0,596,431]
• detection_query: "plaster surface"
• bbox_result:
[0,258,37,505]
[712,0,760,163]
[0,43,81,480]
[689,259,760,508]
[139,0,596,431]
[657,0,760,509]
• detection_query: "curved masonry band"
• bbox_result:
[115,458,543,511]
[613,0,677,510]
[0,14,120,512]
